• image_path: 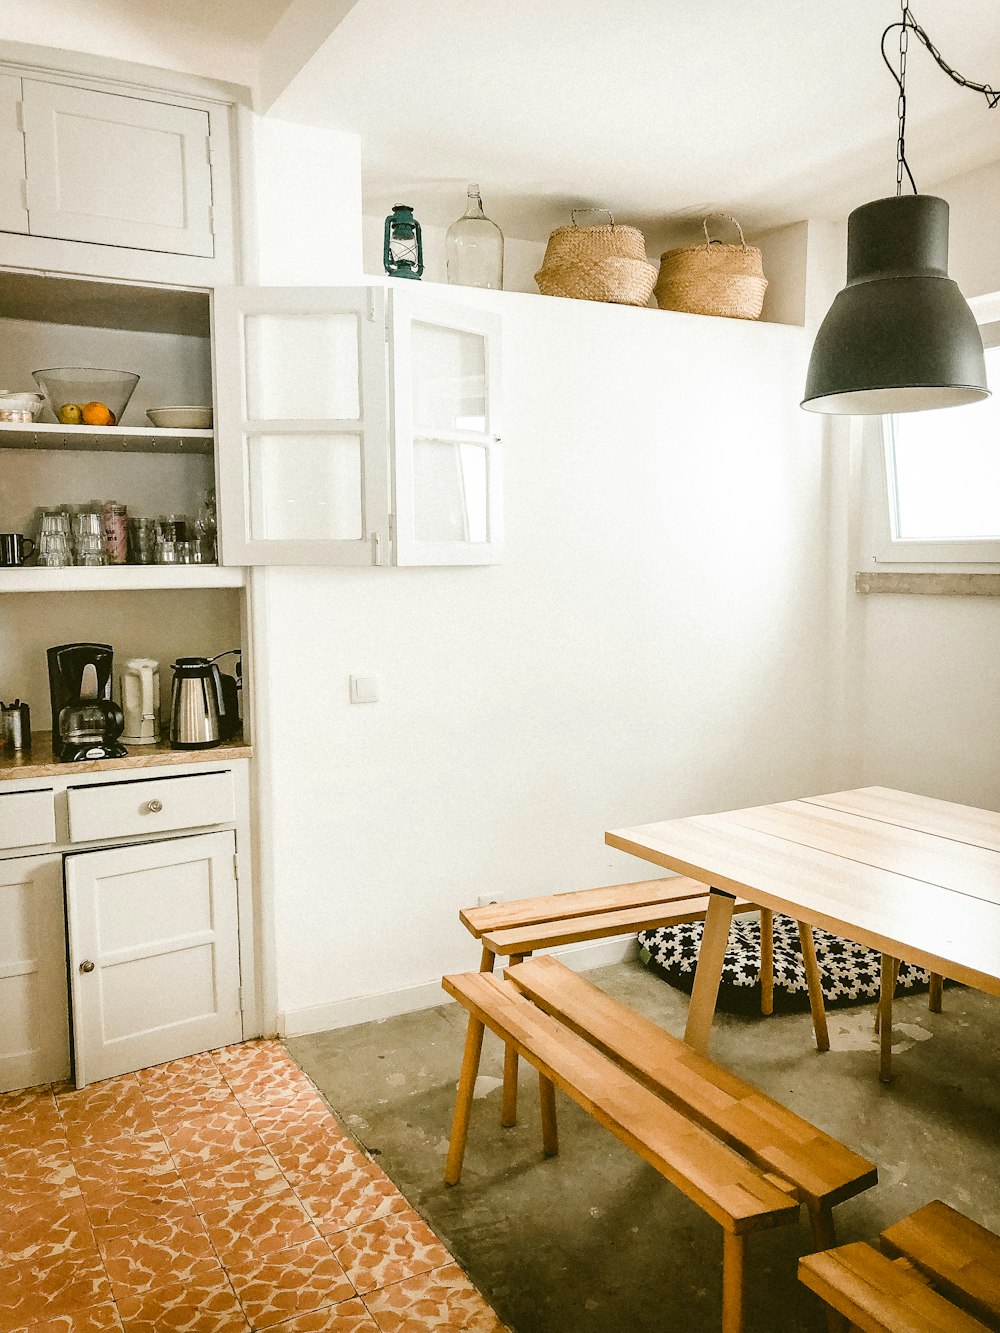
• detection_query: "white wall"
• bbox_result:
[852,157,1000,810]
[258,291,833,1030]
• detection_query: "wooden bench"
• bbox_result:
[443,955,876,1333]
[799,1200,1000,1332]
[460,875,832,1124]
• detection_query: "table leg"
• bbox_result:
[759,908,774,1017]
[797,923,830,1052]
[928,972,944,1013]
[879,954,895,1083]
[684,888,736,1055]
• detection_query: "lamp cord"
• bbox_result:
[881,1,999,195]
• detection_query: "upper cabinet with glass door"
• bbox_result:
[213,285,502,567]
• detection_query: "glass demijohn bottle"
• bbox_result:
[446,184,504,290]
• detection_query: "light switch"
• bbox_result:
[349,675,379,704]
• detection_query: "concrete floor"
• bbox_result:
[288,961,1000,1333]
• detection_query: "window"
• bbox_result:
[878,324,1000,562]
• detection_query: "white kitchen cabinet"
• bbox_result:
[21,81,214,258]
[0,73,28,236]
[213,284,502,567]
[65,830,242,1087]
[0,854,70,1093]
[0,64,233,286]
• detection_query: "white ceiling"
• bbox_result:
[3,1,997,244]
[269,0,1000,242]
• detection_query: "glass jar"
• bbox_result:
[446,184,504,290]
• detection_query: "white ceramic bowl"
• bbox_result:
[146,406,213,429]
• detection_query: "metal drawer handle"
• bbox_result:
[144,798,163,814]
[79,960,95,974]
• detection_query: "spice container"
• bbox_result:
[102,502,128,564]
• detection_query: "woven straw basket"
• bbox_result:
[535,209,657,307]
[655,214,767,320]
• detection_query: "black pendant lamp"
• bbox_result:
[802,3,995,415]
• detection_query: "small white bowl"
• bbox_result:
[147,406,213,429]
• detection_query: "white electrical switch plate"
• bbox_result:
[349,675,379,704]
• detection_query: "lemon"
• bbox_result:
[58,402,83,425]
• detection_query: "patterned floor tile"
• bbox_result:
[182,1147,289,1212]
[138,1054,235,1122]
[0,1144,80,1207]
[329,1210,451,1297]
[161,1104,267,1174]
[201,1184,320,1264]
[0,1095,66,1153]
[72,1129,177,1199]
[57,1079,159,1148]
[10,1302,124,1332]
[226,1235,356,1330]
[361,1265,508,1333]
[0,1246,112,1333]
[0,1083,55,1115]
[0,1195,96,1262]
[265,1301,381,1333]
[284,1150,411,1237]
[93,1197,218,1297]
[115,1267,249,1333]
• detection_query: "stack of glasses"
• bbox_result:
[36,509,73,567]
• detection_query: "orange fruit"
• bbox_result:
[81,401,114,426]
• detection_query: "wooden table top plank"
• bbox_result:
[718,801,1000,907]
[605,815,1000,993]
[803,787,1000,853]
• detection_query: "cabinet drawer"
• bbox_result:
[67,772,235,843]
[0,789,56,850]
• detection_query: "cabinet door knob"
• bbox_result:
[144,798,163,814]
[79,960,95,974]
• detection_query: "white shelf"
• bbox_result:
[0,422,214,454]
[0,566,244,593]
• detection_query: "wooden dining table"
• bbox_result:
[606,786,1000,1078]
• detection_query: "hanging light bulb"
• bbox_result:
[802,2,993,415]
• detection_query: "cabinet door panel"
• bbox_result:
[0,74,28,235]
[22,81,214,257]
[0,855,70,1092]
[65,831,241,1087]
[390,289,502,565]
[214,286,389,565]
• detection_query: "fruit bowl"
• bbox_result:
[32,368,140,426]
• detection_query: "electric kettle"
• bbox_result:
[120,658,160,745]
[169,657,223,749]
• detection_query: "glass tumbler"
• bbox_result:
[128,517,157,564]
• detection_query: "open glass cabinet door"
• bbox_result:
[213,286,390,566]
[389,287,502,566]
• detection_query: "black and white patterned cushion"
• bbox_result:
[638,914,933,1013]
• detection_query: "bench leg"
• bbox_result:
[928,972,944,1013]
[804,1201,851,1333]
[539,1073,559,1157]
[685,889,736,1055]
[879,955,895,1083]
[798,923,830,1052]
[759,908,774,1017]
[500,952,528,1127]
[444,1012,486,1186]
[479,944,495,973]
[721,1231,747,1333]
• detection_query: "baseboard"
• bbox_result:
[278,936,639,1038]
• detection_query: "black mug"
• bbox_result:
[0,534,34,566]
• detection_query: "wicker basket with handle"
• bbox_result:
[654,214,767,320]
[535,209,657,307]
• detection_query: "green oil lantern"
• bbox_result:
[383,203,424,279]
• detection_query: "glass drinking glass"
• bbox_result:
[156,540,179,564]
[128,516,157,564]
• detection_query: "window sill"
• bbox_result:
[856,571,1000,596]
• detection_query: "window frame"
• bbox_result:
[874,294,1000,565]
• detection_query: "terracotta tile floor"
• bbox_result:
[0,1041,509,1333]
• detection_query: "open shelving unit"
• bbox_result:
[0,422,214,454]
[0,565,244,593]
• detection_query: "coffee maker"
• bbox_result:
[47,643,128,761]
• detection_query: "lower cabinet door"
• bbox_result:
[0,854,70,1093]
[65,831,242,1088]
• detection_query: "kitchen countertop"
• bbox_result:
[0,732,252,781]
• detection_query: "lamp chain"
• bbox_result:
[896,0,909,197]
[881,3,999,196]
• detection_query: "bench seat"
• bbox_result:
[800,1201,1000,1333]
[443,956,876,1331]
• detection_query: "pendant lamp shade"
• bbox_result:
[802,195,989,414]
